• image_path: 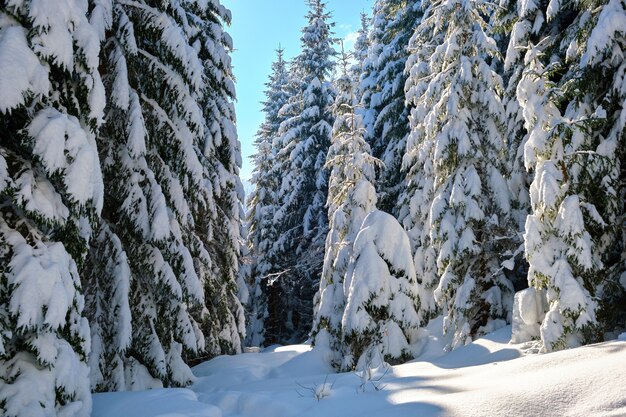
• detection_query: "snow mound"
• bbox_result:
[93,389,221,417]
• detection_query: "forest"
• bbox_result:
[0,0,624,416]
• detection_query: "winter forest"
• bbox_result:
[0,0,625,416]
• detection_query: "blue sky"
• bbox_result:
[222,0,374,180]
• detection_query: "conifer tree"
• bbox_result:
[491,0,542,291]
[517,0,625,351]
[402,0,516,349]
[312,49,378,366]
[197,0,247,359]
[359,3,384,150]
[260,59,302,345]
[267,0,336,344]
[0,0,107,414]
[360,0,423,214]
[351,13,370,98]
[85,0,243,390]
[246,47,290,347]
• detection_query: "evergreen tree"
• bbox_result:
[0,0,107,414]
[266,0,336,344]
[359,3,384,153]
[351,12,370,97]
[246,47,290,347]
[197,0,247,359]
[492,0,543,293]
[584,0,626,335]
[402,0,517,349]
[85,0,243,390]
[341,210,423,371]
[312,50,379,366]
[360,0,423,214]
[517,0,625,351]
[260,58,302,345]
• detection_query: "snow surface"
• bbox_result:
[93,317,626,417]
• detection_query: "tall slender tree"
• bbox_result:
[402,0,517,349]
[312,49,378,366]
[360,0,423,215]
[246,47,291,347]
[517,0,625,351]
[351,12,370,99]
[197,0,247,359]
[265,0,336,344]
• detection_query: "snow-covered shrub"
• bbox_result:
[296,375,335,401]
[357,363,391,393]
[341,210,423,370]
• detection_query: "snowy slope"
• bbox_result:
[93,319,626,417]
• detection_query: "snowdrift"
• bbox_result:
[93,320,626,417]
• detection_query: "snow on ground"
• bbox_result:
[93,318,626,417]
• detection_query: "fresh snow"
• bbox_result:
[93,318,626,417]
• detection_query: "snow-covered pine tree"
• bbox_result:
[259,58,302,346]
[351,13,370,99]
[517,0,625,350]
[267,0,336,344]
[560,0,626,343]
[358,3,383,156]
[246,47,291,347]
[397,19,439,324]
[361,0,423,215]
[85,0,243,390]
[491,0,544,291]
[402,0,516,349]
[312,49,379,366]
[341,210,423,371]
[584,0,626,333]
[87,0,205,390]
[195,0,246,359]
[0,0,107,415]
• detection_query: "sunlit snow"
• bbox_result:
[94,318,626,417]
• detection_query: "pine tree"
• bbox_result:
[246,47,291,347]
[341,210,423,371]
[312,50,379,366]
[517,0,625,351]
[85,0,243,390]
[196,0,246,359]
[402,0,516,349]
[0,0,107,414]
[266,0,336,344]
[360,0,423,214]
[582,0,626,336]
[359,4,383,154]
[492,0,544,293]
[260,59,302,345]
[351,12,370,97]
